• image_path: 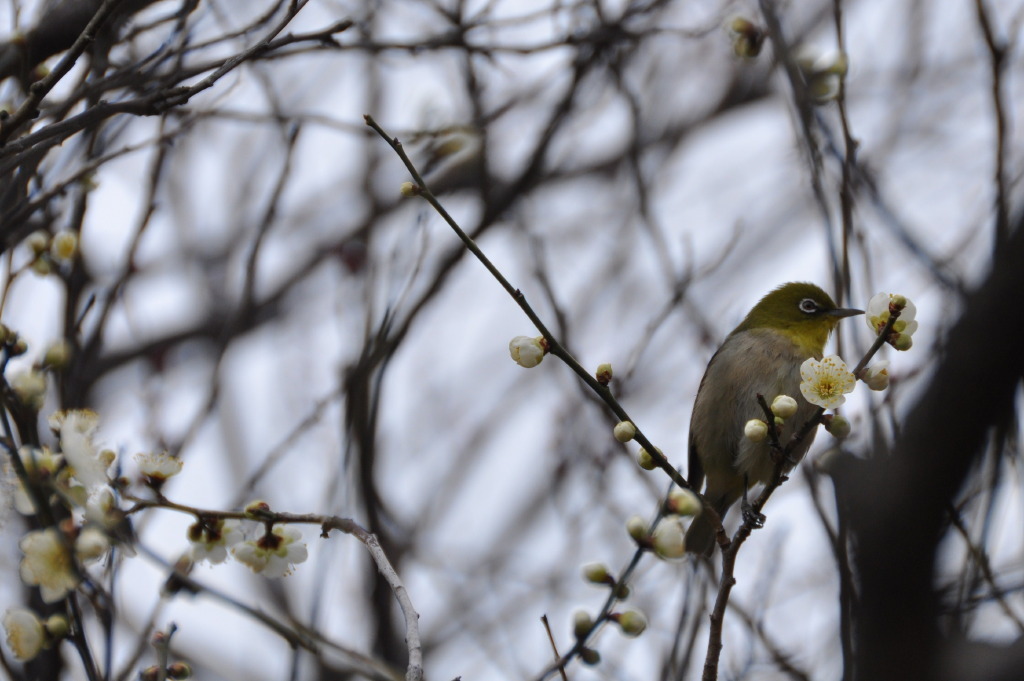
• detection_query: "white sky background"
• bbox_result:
[0,0,1023,680]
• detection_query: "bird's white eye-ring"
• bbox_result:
[799,298,820,314]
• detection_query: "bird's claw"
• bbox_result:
[741,500,765,529]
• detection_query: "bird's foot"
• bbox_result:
[741,499,765,529]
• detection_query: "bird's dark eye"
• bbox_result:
[799,298,820,314]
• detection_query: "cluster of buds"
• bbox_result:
[622,487,702,560]
[24,229,79,276]
[743,393,804,444]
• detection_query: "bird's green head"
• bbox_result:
[734,282,863,356]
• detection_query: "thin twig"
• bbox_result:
[363,115,690,495]
[321,517,423,681]
[973,0,1011,255]
[540,615,569,681]
[0,0,126,144]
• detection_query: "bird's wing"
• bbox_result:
[687,347,722,492]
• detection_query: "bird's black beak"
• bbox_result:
[829,307,864,319]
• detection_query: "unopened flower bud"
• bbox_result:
[744,419,768,443]
[626,515,648,543]
[12,370,47,410]
[43,340,72,370]
[826,414,851,439]
[508,335,545,368]
[727,16,765,59]
[666,488,702,516]
[244,500,271,518]
[75,526,110,562]
[890,333,913,351]
[167,662,192,679]
[861,362,890,391]
[651,517,686,559]
[573,611,594,639]
[26,231,49,256]
[580,647,601,665]
[399,182,420,197]
[614,610,647,637]
[771,395,798,419]
[613,421,636,443]
[595,363,613,385]
[31,257,53,276]
[50,231,78,262]
[582,562,612,585]
[43,614,69,639]
[636,447,659,471]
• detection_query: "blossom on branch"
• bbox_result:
[3,608,45,661]
[19,528,79,603]
[231,525,307,577]
[189,519,243,565]
[800,356,856,409]
[48,409,112,489]
[866,293,918,351]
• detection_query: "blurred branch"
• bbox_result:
[0,0,158,86]
[838,213,1024,681]
[973,0,1011,255]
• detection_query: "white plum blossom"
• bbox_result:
[85,486,121,529]
[231,525,308,577]
[135,451,183,484]
[189,518,243,565]
[19,528,79,603]
[866,293,918,350]
[11,446,63,516]
[3,608,45,661]
[48,409,112,489]
[800,356,857,409]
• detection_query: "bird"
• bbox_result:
[684,282,863,556]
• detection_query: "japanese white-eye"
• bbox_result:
[685,282,863,556]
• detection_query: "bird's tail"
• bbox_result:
[684,512,718,558]
[684,492,737,558]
